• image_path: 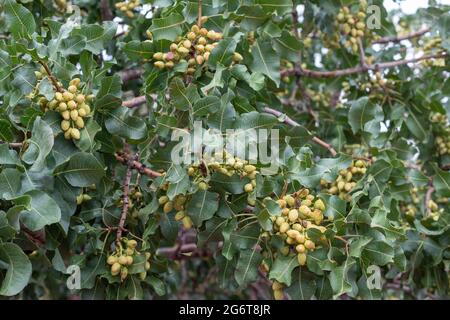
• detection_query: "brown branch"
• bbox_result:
[20,223,46,247]
[263,107,337,156]
[100,0,113,21]
[424,180,435,217]
[197,0,203,27]
[120,68,144,83]
[115,152,163,178]
[38,61,63,92]
[440,163,450,171]
[122,95,147,108]
[281,53,447,78]
[113,30,127,39]
[0,141,23,149]
[116,150,134,244]
[373,27,431,44]
[357,38,367,68]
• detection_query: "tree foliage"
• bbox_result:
[0,0,449,300]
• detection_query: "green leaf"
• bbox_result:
[431,164,450,197]
[329,257,356,299]
[73,21,117,54]
[256,0,293,15]
[186,190,219,226]
[0,168,22,200]
[104,106,147,140]
[285,268,317,300]
[74,119,101,152]
[22,117,54,172]
[1,0,36,39]
[13,190,61,231]
[193,96,221,116]
[56,152,105,187]
[123,40,154,60]
[234,248,262,286]
[149,13,185,41]
[348,97,377,134]
[208,38,237,68]
[249,39,280,86]
[0,243,32,296]
[169,78,200,111]
[273,30,302,62]
[361,240,395,266]
[0,144,20,165]
[269,254,299,286]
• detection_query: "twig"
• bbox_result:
[116,149,134,244]
[424,180,435,217]
[100,0,113,21]
[373,27,431,44]
[197,0,203,27]
[263,107,337,156]
[122,95,147,108]
[38,61,63,92]
[120,68,144,82]
[0,140,23,149]
[115,152,163,178]
[281,53,447,78]
[357,38,367,68]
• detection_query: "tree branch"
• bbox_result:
[197,0,203,27]
[120,68,144,83]
[122,95,147,108]
[0,140,23,149]
[115,152,163,178]
[281,53,447,78]
[116,149,134,244]
[424,181,435,217]
[38,61,63,92]
[373,27,431,44]
[100,0,113,21]
[263,107,337,156]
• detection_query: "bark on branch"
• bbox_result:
[115,152,163,178]
[373,27,431,44]
[263,107,337,156]
[281,53,447,78]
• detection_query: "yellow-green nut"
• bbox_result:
[68,100,77,110]
[70,110,79,121]
[244,183,253,193]
[314,199,325,211]
[163,201,173,213]
[70,128,80,140]
[111,262,121,276]
[107,255,117,265]
[158,195,169,205]
[288,209,299,222]
[61,120,71,131]
[59,102,68,111]
[297,253,307,266]
[75,117,84,129]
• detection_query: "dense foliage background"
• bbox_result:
[0,0,449,300]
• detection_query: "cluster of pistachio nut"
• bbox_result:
[268,188,327,267]
[321,160,368,201]
[430,112,448,124]
[107,239,151,282]
[158,193,193,230]
[421,37,446,67]
[115,0,140,18]
[43,78,93,141]
[151,22,242,75]
[336,1,379,53]
[76,193,92,205]
[187,150,260,205]
[436,134,450,156]
[427,200,443,222]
